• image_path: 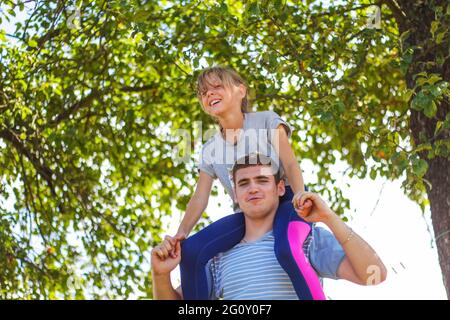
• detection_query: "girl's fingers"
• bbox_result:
[303,199,313,208]
[292,194,302,209]
[175,240,181,254]
[170,241,181,258]
[165,235,176,246]
[299,192,315,206]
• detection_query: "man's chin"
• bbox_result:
[242,205,268,217]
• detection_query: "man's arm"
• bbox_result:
[324,216,387,285]
[152,273,183,300]
[297,192,387,285]
[151,236,184,299]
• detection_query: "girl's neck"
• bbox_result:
[218,111,244,131]
[218,112,244,144]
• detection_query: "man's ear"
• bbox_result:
[277,179,285,197]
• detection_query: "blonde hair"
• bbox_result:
[196,66,249,113]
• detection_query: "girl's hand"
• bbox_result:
[171,230,187,258]
[294,192,335,223]
[292,191,313,217]
[174,230,187,242]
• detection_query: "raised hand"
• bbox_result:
[151,235,181,276]
[293,192,335,223]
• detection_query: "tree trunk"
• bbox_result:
[395,0,450,298]
[426,156,450,297]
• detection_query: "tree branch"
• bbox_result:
[48,89,103,126]
[120,84,158,92]
[0,129,56,196]
[381,0,408,32]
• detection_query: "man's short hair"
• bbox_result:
[231,153,282,186]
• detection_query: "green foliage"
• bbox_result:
[0,0,448,298]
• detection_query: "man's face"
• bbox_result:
[233,165,285,219]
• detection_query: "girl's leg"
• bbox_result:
[180,212,245,300]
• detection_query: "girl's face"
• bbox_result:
[199,75,246,118]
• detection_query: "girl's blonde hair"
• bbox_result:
[196,66,249,113]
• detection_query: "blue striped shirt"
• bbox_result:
[206,226,346,300]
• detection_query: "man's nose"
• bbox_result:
[248,182,259,193]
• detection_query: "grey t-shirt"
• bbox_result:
[198,111,293,212]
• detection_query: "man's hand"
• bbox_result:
[294,192,335,223]
[151,235,181,276]
[292,191,313,216]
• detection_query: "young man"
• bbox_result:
[151,154,387,299]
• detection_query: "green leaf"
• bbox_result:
[427,74,442,85]
[434,121,443,136]
[436,31,447,44]
[248,2,260,16]
[430,21,439,38]
[28,39,38,48]
[412,159,429,178]
[369,169,377,180]
[414,143,432,153]
[219,2,228,14]
[411,91,432,111]
[320,112,333,122]
[423,101,437,118]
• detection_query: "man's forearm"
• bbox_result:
[324,214,387,284]
[152,272,182,300]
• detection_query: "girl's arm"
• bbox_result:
[271,124,312,213]
[272,124,305,194]
[175,171,214,240]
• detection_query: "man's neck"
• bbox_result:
[243,209,276,242]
